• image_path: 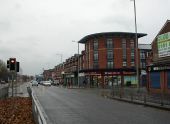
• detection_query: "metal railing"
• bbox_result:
[27,87,52,124]
[110,87,170,107]
[0,84,9,99]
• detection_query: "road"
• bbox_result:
[33,85,170,124]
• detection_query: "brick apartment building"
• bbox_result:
[147,20,170,94]
[78,32,148,88]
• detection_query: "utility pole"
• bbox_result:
[131,0,139,89]
[78,42,80,87]
[72,41,80,87]
[12,72,14,97]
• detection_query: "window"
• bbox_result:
[140,51,145,59]
[131,49,135,60]
[93,62,99,69]
[140,61,146,68]
[122,39,127,66]
[107,50,113,60]
[106,39,113,49]
[123,61,127,67]
[130,40,135,48]
[94,51,98,61]
[107,61,113,68]
[131,61,135,67]
[93,39,98,50]
[122,39,126,59]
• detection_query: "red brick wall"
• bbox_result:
[114,38,123,68]
[98,37,106,69]
[83,36,137,69]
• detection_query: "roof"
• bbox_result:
[138,44,151,50]
[151,20,170,44]
[78,32,147,43]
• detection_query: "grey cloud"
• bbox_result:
[101,15,134,32]
[0,21,11,32]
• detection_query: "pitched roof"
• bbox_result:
[151,20,170,44]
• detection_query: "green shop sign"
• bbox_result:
[157,32,170,58]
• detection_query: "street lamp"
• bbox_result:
[72,41,80,87]
[131,0,139,89]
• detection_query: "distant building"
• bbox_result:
[35,74,43,83]
[43,69,54,81]
[138,44,151,87]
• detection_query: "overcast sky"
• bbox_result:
[0,0,170,75]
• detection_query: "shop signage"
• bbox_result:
[157,32,170,58]
[148,66,170,71]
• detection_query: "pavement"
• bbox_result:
[73,87,170,111]
[32,85,170,124]
[8,82,30,97]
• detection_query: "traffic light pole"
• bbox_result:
[7,58,20,97]
[12,72,14,97]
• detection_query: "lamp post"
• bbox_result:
[131,0,139,89]
[72,41,80,87]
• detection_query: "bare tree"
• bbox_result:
[0,59,9,82]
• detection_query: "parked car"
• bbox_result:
[39,81,44,85]
[32,81,38,86]
[52,80,59,86]
[0,80,6,84]
[43,81,51,86]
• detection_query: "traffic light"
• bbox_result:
[10,58,16,71]
[16,62,20,72]
[7,60,9,68]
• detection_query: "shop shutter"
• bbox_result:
[167,71,170,88]
[150,72,160,88]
